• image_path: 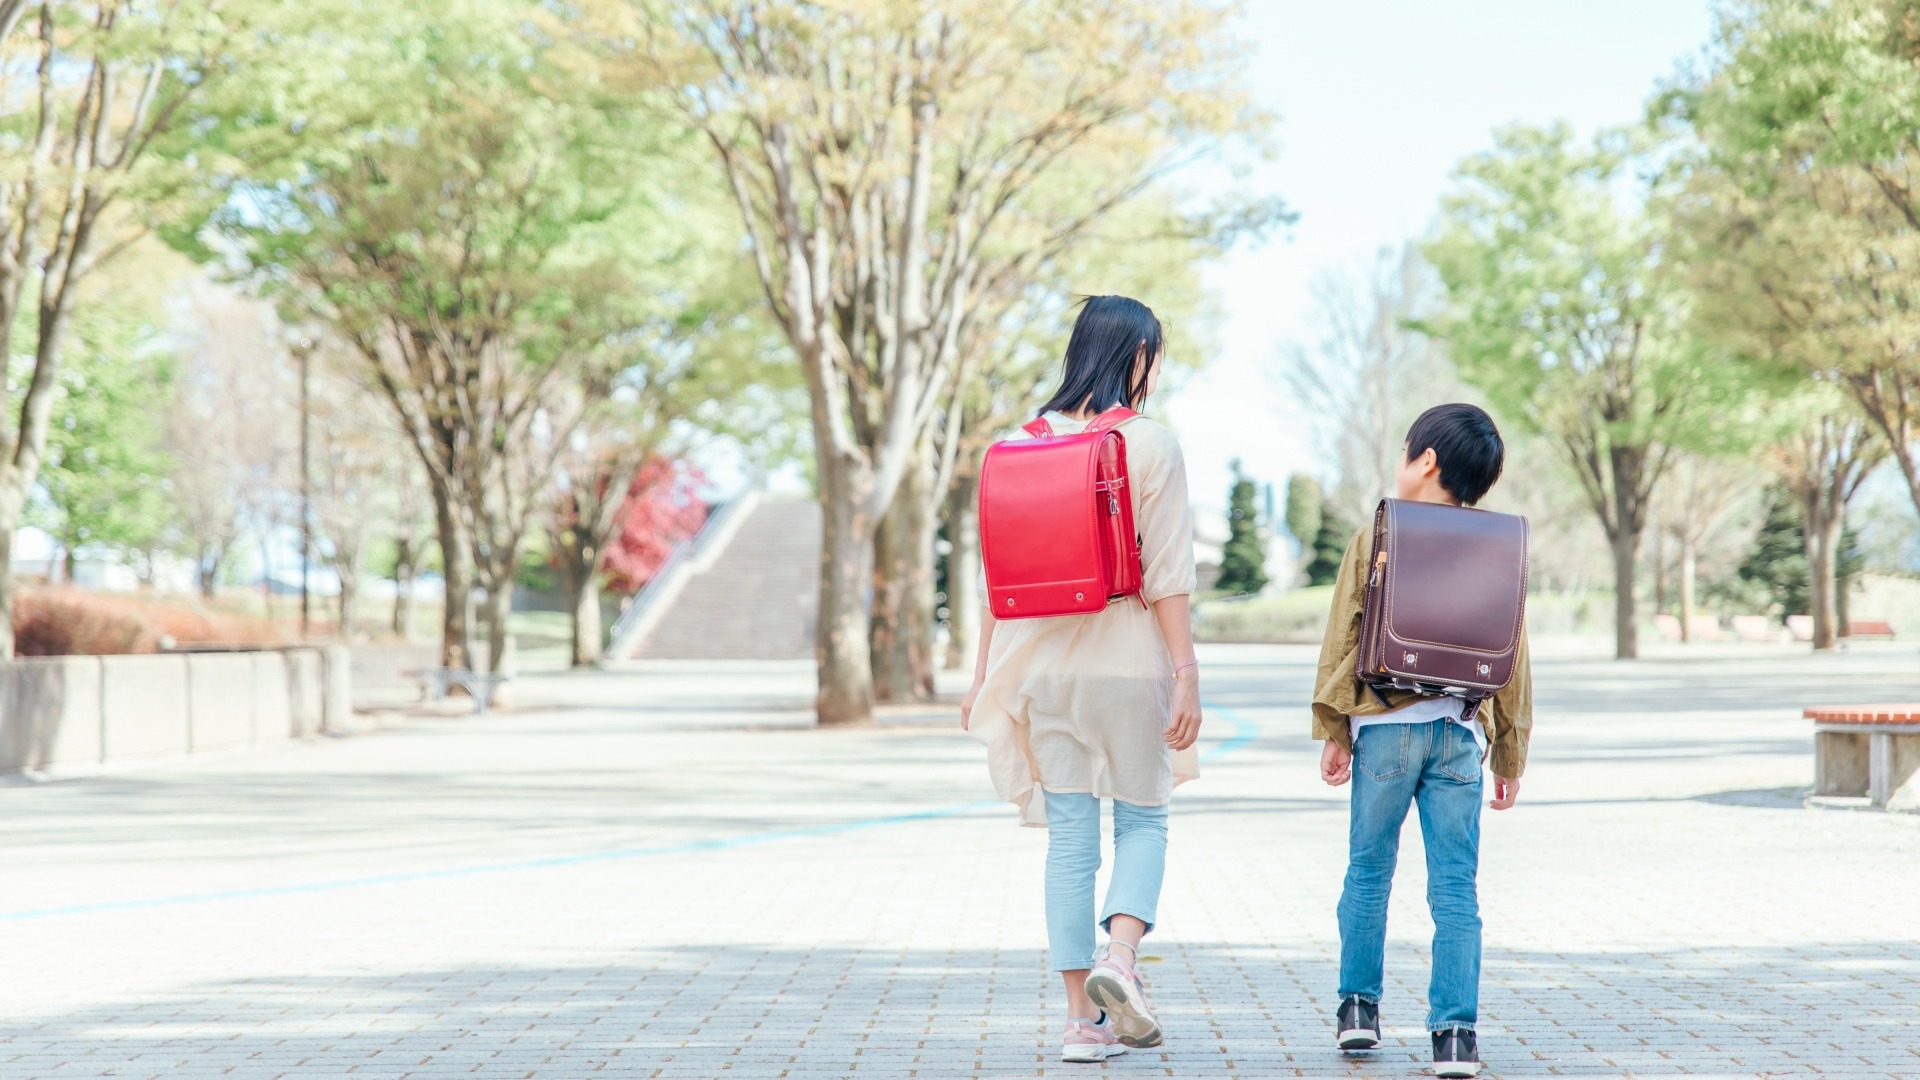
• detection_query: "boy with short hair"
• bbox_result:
[1312,403,1532,1079]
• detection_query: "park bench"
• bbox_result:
[1731,615,1781,643]
[1806,703,1920,810]
[1784,617,1894,643]
[1656,613,1748,643]
[1686,615,1724,641]
[406,666,511,716]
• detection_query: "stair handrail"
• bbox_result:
[605,490,763,660]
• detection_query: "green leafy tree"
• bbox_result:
[652,0,1276,723]
[1424,124,1754,659]
[0,1,275,655]
[1216,460,1269,595]
[31,310,174,575]
[1677,0,1920,523]
[180,0,729,667]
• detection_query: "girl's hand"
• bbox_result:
[960,678,983,731]
[1164,673,1201,750]
[1320,741,1352,786]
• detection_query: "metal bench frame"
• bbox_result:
[409,667,511,715]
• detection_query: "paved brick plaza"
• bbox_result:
[3,644,1919,1079]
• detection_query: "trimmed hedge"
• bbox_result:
[15,588,288,656]
[1193,585,1335,644]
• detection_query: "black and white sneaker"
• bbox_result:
[1335,995,1380,1050]
[1432,1026,1480,1078]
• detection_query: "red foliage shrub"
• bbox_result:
[14,587,289,656]
[602,457,709,595]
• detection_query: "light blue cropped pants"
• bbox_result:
[1042,788,1170,972]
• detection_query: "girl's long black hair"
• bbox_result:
[1038,295,1164,417]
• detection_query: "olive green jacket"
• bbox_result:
[1311,526,1533,779]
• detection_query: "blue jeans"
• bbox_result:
[1043,789,1168,971]
[1338,719,1483,1030]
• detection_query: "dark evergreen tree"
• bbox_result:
[1217,459,1270,595]
[1306,502,1357,587]
[1738,488,1809,623]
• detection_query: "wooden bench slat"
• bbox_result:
[1804,703,1920,724]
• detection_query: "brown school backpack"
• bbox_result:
[1357,497,1529,717]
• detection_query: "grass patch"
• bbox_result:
[1194,585,1334,644]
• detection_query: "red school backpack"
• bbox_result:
[977,408,1145,620]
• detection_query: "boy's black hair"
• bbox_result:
[1405,403,1504,506]
[1038,295,1164,416]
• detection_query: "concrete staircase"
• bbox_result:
[625,496,820,661]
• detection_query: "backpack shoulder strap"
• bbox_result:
[1085,407,1139,434]
[1024,407,1138,438]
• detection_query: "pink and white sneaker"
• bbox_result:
[1083,942,1163,1048]
[1061,1015,1127,1062]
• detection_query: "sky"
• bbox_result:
[1165,0,1717,522]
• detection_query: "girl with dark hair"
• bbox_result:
[962,295,1202,1062]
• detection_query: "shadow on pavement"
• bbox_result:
[4,939,1917,1078]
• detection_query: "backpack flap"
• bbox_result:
[1361,498,1529,695]
[979,431,1113,619]
[978,408,1144,620]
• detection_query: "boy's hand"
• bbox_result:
[1489,774,1520,810]
[1320,741,1352,786]
[1164,675,1202,750]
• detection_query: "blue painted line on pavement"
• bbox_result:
[0,701,1262,923]
[1201,702,1259,762]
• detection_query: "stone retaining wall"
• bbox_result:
[0,646,346,776]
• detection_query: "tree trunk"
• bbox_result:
[1652,527,1668,615]
[816,453,876,726]
[1805,496,1840,652]
[431,478,472,670]
[1607,446,1648,661]
[1610,527,1640,660]
[259,534,275,619]
[1678,533,1696,645]
[1837,544,1854,640]
[567,551,604,667]
[392,539,416,638]
[0,502,16,659]
[871,441,937,703]
[337,574,358,640]
[943,472,980,671]
[481,576,512,674]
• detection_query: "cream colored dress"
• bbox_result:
[968,411,1200,827]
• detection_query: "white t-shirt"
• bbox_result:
[1350,694,1487,754]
